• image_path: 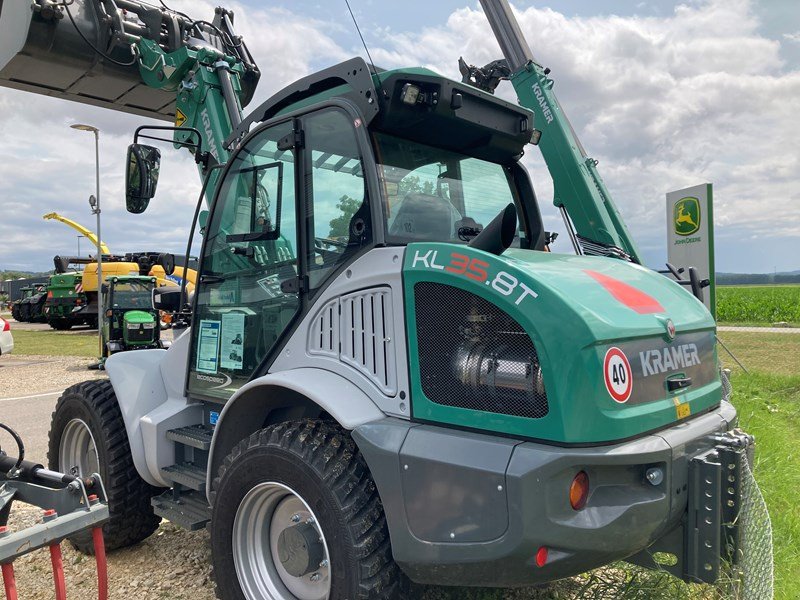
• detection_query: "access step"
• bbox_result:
[152,490,210,531]
[166,424,213,451]
[161,462,206,491]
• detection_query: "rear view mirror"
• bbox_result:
[157,253,175,276]
[153,286,183,313]
[126,144,161,214]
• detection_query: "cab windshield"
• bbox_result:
[372,132,520,245]
[110,281,153,310]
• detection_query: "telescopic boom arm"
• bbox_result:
[0,0,260,206]
[477,0,642,263]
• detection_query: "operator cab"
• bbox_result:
[129,57,545,401]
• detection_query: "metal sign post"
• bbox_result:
[666,183,715,315]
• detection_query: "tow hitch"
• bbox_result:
[687,429,772,598]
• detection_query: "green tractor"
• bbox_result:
[44,272,94,330]
[11,284,47,323]
[101,276,165,357]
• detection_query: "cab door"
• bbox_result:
[187,120,300,401]
[187,107,373,401]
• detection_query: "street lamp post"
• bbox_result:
[77,234,84,256]
[71,123,102,361]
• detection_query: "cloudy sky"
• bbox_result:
[0,0,798,274]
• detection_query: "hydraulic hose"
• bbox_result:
[0,423,24,475]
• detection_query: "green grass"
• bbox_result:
[717,285,800,326]
[9,329,98,357]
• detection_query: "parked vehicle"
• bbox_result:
[0,317,12,355]
[101,275,166,357]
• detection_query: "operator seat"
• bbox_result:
[389,193,461,240]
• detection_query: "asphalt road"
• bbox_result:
[0,387,62,464]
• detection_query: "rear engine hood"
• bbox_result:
[502,249,714,338]
[403,244,721,445]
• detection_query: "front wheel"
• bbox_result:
[48,380,161,552]
[211,420,404,600]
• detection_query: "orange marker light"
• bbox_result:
[569,471,590,510]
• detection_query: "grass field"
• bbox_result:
[9,329,97,357]
[7,329,800,599]
[717,285,800,326]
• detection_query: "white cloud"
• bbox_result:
[0,0,798,273]
[369,0,800,269]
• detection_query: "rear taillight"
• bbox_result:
[569,471,590,510]
[1,319,9,332]
[47,290,53,298]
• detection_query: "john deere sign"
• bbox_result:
[673,196,701,236]
[666,184,715,315]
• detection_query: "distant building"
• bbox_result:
[2,277,49,301]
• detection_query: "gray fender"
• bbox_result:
[104,348,168,487]
[206,368,385,500]
[104,329,197,488]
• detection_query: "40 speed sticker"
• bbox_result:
[604,347,633,403]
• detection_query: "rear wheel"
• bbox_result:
[211,420,404,600]
[48,380,161,552]
[50,319,73,331]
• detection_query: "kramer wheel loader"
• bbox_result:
[0,0,771,598]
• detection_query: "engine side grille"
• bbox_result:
[413,281,548,419]
[308,287,397,395]
[309,299,339,357]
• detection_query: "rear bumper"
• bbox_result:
[353,401,741,586]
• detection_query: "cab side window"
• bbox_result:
[189,121,299,401]
[303,109,371,295]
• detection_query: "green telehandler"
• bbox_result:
[0,0,770,598]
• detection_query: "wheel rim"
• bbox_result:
[59,418,100,478]
[233,482,331,600]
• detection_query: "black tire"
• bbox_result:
[48,380,161,552]
[50,319,72,331]
[211,420,404,600]
[10,304,20,321]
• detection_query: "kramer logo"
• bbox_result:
[531,83,554,124]
[200,108,220,161]
[673,196,700,236]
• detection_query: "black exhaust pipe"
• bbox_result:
[468,203,517,256]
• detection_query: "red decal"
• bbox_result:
[585,270,664,314]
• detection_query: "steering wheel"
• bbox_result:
[314,237,346,262]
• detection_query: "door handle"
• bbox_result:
[667,377,692,392]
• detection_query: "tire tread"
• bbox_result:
[212,419,403,599]
[48,379,160,552]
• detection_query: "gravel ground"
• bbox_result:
[0,354,105,396]
[0,354,611,600]
[7,505,216,600]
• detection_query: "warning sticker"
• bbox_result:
[603,347,633,403]
[220,312,245,370]
[196,319,220,374]
[175,108,187,127]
